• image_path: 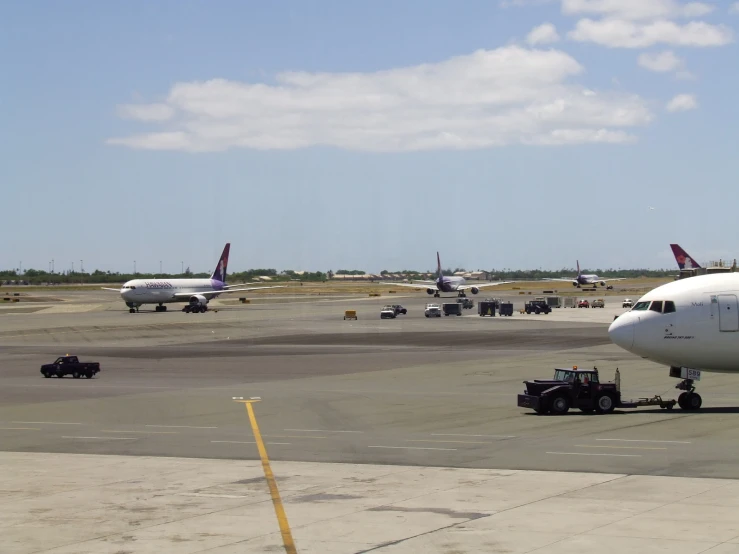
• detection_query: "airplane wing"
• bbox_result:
[172,285,287,299]
[599,278,626,282]
[457,281,514,290]
[101,287,121,291]
[540,278,577,282]
[379,281,436,288]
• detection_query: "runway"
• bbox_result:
[5,287,739,552]
[2,289,739,478]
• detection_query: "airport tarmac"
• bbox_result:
[4,286,739,552]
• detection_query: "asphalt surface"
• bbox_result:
[4,287,739,478]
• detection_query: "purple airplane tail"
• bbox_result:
[670,244,701,270]
[437,252,443,280]
[211,243,230,282]
[576,260,581,277]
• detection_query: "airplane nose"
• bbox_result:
[608,315,634,350]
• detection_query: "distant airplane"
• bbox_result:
[102,243,285,313]
[380,252,513,298]
[670,243,702,270]
[545,261,625,288]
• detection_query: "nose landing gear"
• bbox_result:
[676,379,702,410]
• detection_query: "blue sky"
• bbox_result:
[2,1,738,274]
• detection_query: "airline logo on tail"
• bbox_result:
[211,243,230,282]
[670,244,701,270]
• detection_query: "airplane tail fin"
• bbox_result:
[670,244,701,269]
[211,243,230,282]
[576,260,581,276]
[437,252,443,280]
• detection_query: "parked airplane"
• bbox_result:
[609,273,739,411]
[670,244,702,270]
[380,252,513,297]
[102,243,285,313]
[546,261,625,288]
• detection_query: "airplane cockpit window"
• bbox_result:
[649,301,663,313]
[664,301,676,313]
[632,301,650,311]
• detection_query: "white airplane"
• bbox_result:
[609,272,739,411]
[380,252,513,298]
[546,260,626,288]
[102,243,285,313]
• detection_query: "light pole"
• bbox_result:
[181,261,184,274]
[160,260,162,274]
[134,260,136,275]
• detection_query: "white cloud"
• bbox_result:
[526,23,561,45]
[730,2,739,14]
[569,19,734,48]
[116,103,175,122]
[637,50,684,72]
[666,93,698,112]
[562,0,714,20]
[107,47,653,153]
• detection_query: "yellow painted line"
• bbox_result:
[574,444,667,451]
[0,427,40,431]
[99,430,178,434]
[238,400,297,554]
[407,439,488,445]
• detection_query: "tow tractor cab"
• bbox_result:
[518,366,620,415]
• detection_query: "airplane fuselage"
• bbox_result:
[609,273,739,373]
[120,278,226,306]
[436,276,465,292]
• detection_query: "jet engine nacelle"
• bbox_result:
[599,281,606,287]
[470,287,480,295]
[572,281,580,287]
[188,294,208,307]
[426,289,436,295]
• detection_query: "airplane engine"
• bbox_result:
[427,289,435,295]
[599,281,606,286]
[470,287,480,295]
[572,281,579,287]
[186,294,209,313]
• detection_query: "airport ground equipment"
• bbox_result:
[40,356,100,379]
[443,303,463,316]
[478,300,496,317]
[344,310,358,320]
[380,305,397,319]
[457,298,474,310]
[622,299,633,308]
[524,299,551,314]
[591,298,605,308]
[391,304,407,315]
[517,367,677,415]
[544,295,563,308]
[578,299,590,308]
[564,297,578,308]
[425,303,441,317]
[499,302,514,316]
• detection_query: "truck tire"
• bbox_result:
[595,393,616,414]
[550,395,570,415]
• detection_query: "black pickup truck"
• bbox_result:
[40,356,100,379]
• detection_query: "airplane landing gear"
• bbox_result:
[129,308,136,313]
[155,305,167,312]
[433,293,440,298]
[457,292,467,298]
[676,379,702,410]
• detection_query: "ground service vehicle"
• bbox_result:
[391,304,407,315]
[517,367,676,415]
[524,299,551,314]
[40,356,100,379]
[544,296,562,308]
[344,310,358,320]
[443,303,462,316]
[457,298,474,309]
[478,300,496,317]
[622,299,633,308]
[498,302,513,316]
[578,299,590,308]
[380,305,396,319]
[591,298,605,308]
[564,297,577,308]
[425,303,441,317]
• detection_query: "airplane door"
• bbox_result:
[718,294,739,332]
